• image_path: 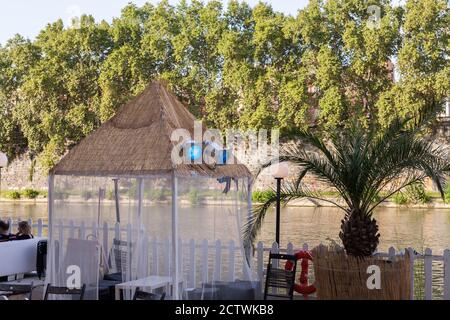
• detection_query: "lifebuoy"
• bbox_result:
[285,251,316,296]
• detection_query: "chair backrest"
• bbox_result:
[133,288,166,301]
[110,239,131,273]
[0,283,34,300]
[44,284,86,300]
[264,253,297,300]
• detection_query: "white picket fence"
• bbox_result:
[3,217,450,300]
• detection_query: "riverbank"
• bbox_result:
[1,195,450,209]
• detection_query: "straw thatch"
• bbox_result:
[312,245,411,300]
[51,81,251,178]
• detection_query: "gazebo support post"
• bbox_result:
[113,178,120,223]
[171,173,179,300]
[247,177,252,223]
[47,173,55,284]
[137,178,144,220]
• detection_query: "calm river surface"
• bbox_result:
[1,202,450,254]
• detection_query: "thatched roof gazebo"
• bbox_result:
[46,81,254,300]
[51,81,250,178]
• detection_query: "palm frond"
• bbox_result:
[245,115,450,254]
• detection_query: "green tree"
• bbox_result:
[0,36,37,159]
[377,0,449,126]
[13,16,112,168]
[295,0,402,130]
[99,3,155,121]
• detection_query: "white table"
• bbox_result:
[115,276,174,300]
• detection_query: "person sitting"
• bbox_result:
[0,220,15,242]
[15,221,34,240]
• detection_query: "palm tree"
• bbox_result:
[245,118,450,257]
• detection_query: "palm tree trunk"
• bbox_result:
[339,209,380,257]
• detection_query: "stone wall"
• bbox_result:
[0,154,47,191]
[2,133,449,193]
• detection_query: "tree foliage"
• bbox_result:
[0,0,448,170]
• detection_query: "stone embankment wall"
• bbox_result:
[2,134,449,192]
[1,154,47,191]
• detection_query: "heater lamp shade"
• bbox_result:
[271,162,289,179]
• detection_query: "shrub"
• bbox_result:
[3,190,21,200]
[445,184,450,203]
[39,190,48,198]
[106,190,115,201]
[150,189,167,201]
[188,188,201,205]
[405,183,431,204]
[22,189,40,199]
[392,183,431,205]
[252,190,276,203]
[393,192,409,205]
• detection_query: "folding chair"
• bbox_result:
[264,253,297,300]
[43,284,86,300]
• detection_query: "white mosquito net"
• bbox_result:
[46,174,258,300]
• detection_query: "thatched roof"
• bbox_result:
[51,81,251,178]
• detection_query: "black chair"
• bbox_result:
[0,283,34,300]
[264,253,297,300]
[104,239,131,282]
[111,239,130,274]
[36,240,47,280]
[133,288,166,301]
[100,239,131,300]
[43,284,86,300]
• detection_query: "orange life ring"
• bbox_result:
[285,251,316,296]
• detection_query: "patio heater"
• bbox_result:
[0,152,8,197]
[271,162,289,246]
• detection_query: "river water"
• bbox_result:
[1,203,450,253]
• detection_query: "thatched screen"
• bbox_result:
[312,246,411,300]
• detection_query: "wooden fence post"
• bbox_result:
[287,242,294,255]
[228,240,235,282]
[79,221,86,240]
[69,220,75,239]
[152,236,159,276]
[424,248,433,300]
[103,222,109,260]
[407,247,415,300]
[214,240,222,281]
[164,237,171,277]
[188,239,196,289]
[257,242,264,288]
[202,239,208,284]
[37,219,43,237]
